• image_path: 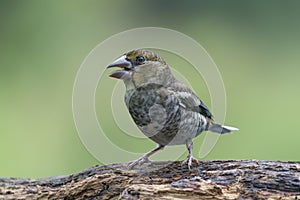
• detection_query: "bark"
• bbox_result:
[0,160,299,199]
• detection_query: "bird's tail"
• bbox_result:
[208,123,239,134]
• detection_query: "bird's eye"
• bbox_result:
[136,56,146,64]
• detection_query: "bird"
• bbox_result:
[107,49,238,169]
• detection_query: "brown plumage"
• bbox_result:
[107,49,238,169]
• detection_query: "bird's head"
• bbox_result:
[107,49,174,88]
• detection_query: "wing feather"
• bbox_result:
[167,81,213,119]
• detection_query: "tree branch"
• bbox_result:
[0,160,299,199]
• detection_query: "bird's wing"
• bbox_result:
[166,81,213,119]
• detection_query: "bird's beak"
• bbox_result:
[107,55,133,80]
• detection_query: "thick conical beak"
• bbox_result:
[107,55,133,79]
[107,55,132,69]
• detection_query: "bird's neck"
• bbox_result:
[132,68,174,88]
[124,79,137,91]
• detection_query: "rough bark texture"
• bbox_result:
[0,160,299,199]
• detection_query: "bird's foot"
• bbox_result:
[128,156,151,169]
[127,145,164,169]
[181,156,199,170]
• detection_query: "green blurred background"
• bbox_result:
[1,0,299,178]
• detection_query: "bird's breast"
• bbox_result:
[125,84,182,145]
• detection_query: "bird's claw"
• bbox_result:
[181,156,199,170]
[128,156,151,169]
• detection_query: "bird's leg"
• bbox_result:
[182,142,199,170]
[128,145,164,169]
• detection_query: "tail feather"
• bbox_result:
[208,123,239,134]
